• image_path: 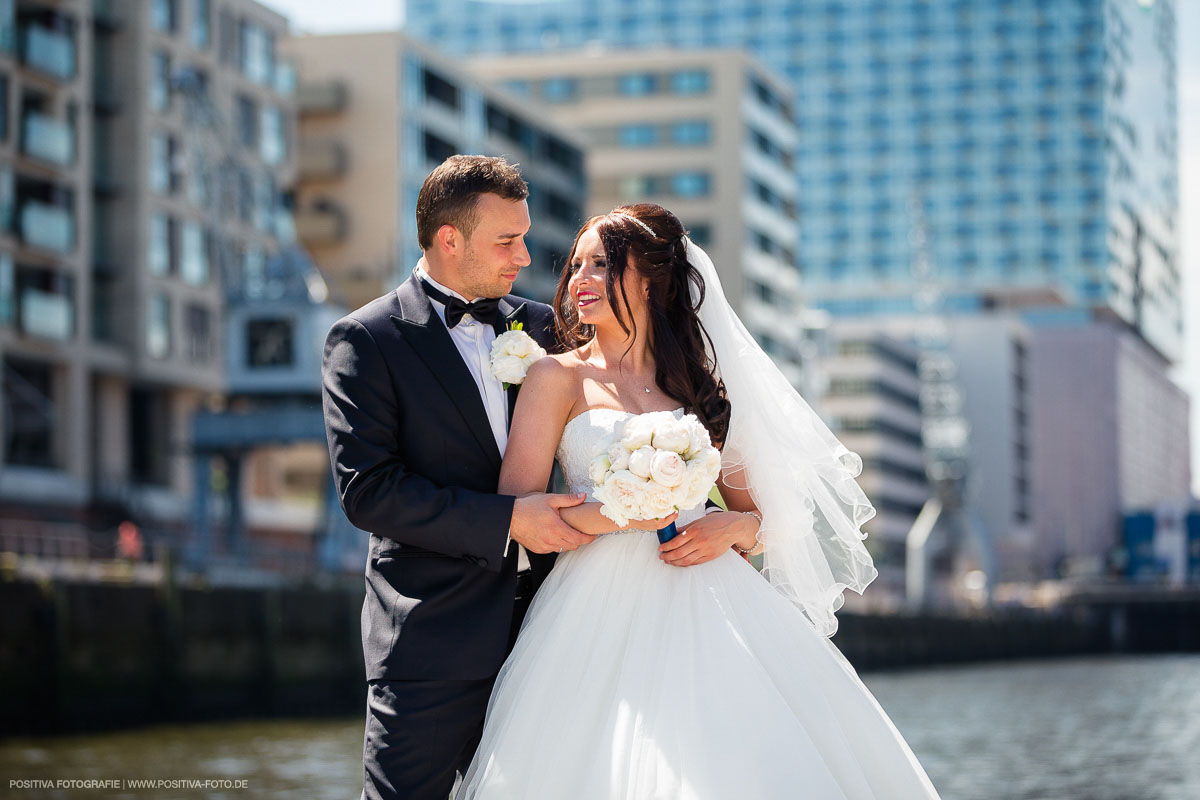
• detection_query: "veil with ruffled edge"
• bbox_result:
[685,238,879,637]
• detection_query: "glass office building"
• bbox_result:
[404,0,1180,362]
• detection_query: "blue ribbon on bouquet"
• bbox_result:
[657,521,679,544]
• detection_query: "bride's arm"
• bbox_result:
[501,356,596,554]
[502,357,677,537]
[658,465,762,567]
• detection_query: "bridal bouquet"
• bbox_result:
[590,411,723,542]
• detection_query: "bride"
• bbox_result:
[457,204,940,798]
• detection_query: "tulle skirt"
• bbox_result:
[457,530,940,799]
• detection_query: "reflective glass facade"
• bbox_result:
[404,0,1180,361]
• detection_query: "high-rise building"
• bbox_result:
[404,0,1181,363]
[465,49,805,383]
[0,0,295,541]
[818,323,929,607]
[282,32,587,307]
[1030,322,1191,579]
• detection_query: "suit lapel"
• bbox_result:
[495,297,527,425]
[391,276,503,468]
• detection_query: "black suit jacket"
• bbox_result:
[322,273,558,681]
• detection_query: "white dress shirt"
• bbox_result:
[415,263,509,455]
[414,262,528,570]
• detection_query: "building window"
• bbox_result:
[485,102,531,148]
[259,104,285,165]
[16,176,74,253]
[237,168,253,223]
[218,8,236,65]
[0,252,12,325]
[0,1,14,56]
[149,51,170,112]
[130,388,171,485]
[423,130,457,164]
[423,66,460,110]
[15,264,73,340]
[0,74,7,141]
[240,20,274,85]
[191,0,210,48]
[148,132,179,194]
[502,78,530,96]
[247,318,294,368]
[237,94,257,150]
[148,213,176,276]
[188,151,210,209]
[618,123,658,147]
[670,69,710,95]
[181,222,208,284]
[185,304,212,362]
[151,0,177,33]
[543,190,579,228]
[4,357,55,468]
[273,60,296,96]
[671,120,710,146]
[146,292,171,359]
[540,77,575,102]
[686,223,711,246]
[619,72,657,96]
[618,175,654,201]
[672,171,710,198]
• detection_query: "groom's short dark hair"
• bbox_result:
[416,155,529,250]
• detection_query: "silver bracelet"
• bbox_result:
[733,510,764,556]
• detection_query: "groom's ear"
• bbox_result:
[436,224,460,255]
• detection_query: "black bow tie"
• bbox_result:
[420,279,501,329]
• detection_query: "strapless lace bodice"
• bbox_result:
[555,407,706,531]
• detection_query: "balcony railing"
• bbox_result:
[22,24,76,81]
[20,287,73,340]
[298,141,347,180]
[296,206,347,246]
[19,201,75,253]
[296,80,348,116]
[22,112,75,166]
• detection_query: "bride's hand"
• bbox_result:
[658,511,757,567]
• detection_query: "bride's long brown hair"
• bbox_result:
[554,203,731,447]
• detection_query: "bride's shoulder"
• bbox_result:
[524,351,580,390]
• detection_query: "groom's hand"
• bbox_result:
[511,492,595,554]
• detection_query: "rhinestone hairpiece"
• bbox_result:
[610,212,656,238]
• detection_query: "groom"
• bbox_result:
[321,155,594,800]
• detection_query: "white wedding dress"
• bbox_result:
[457,408,940,799]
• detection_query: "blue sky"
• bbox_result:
[265,0,1200,493]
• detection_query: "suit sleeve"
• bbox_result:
[321,316,515,571]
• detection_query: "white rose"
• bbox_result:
[606,442,631,471]
[627,445,656,479]
[589,453,612,487]
[490,355,528,385]
[619,411,677,450]
[651,419,691,454]
[489,330,546,385]
[618,416,655,450]
[684,420,712,458]
[648,449,686,488]
[688,447,723,483]
[680,462,718,510]
[594,470,647,528]
[638,482,679,521]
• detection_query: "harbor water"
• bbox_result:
[1,654,1197,799]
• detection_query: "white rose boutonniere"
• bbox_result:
[489,322,546,389]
